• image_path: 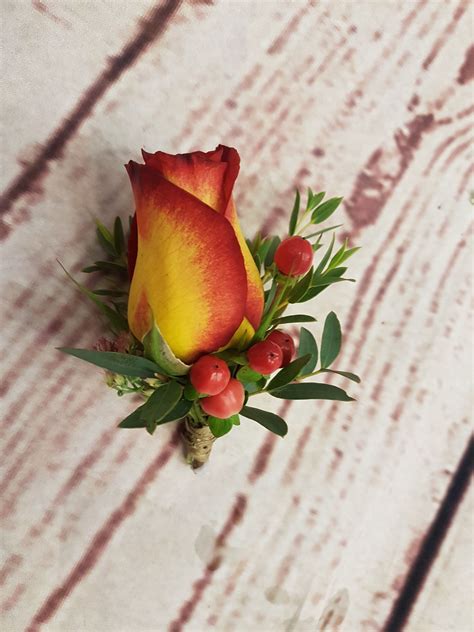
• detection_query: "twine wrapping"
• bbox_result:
[180,417,216,468]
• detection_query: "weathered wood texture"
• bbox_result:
[1,1,472,631]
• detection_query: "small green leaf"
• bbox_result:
[289,267,313,303]
[158,398,192,423]
[58,261,128,333]
[321,369,361,383]
[82,265,102,273]
[215,350,247,365]
[289,189,301,236]
[257,239,273,269]
[114,217,125,256]
[264,278,278,313]
[231,414,241,426]
[118,396,192,429]
[208,416,233,437]
[184,383,199,400]
[58,348,161,378]
[273,314,317,325]
[270,382,354,401]
[305,224,343,239]
[298,327,318,374]
[312,197,343,223]
[140,381,183,424]
[240,405,288,437]
[314,233,335,275]
[93,261,127,273]
[96,220,116,256]
[265,236,281,267]
[266,355,312,391]
[92,289,127,297]
[308,190,325,209]
[237,366,263,384]
[118,406,145,428]
[320,312,341,368]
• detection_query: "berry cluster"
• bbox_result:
[189,329,296,419]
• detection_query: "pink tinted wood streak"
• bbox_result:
[0,0,182,221]
[25,428,180,632]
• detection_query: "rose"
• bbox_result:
[126,145,264,367]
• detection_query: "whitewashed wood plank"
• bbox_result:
[0,1,472,631]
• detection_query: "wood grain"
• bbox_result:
[1,1,472,631]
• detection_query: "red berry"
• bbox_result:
[247,340,283,374]
[200,378,245,419]
[190,355,230,395]
[267,330,295,366]
[274,236,313,276]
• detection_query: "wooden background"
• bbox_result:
[1,1,472,631]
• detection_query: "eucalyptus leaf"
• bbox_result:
[270,382,354,401]
[320,312,341,368]
[240,405,288,437]
[298,327,318,374]
[118,396,191,428]
[58,348,161,377]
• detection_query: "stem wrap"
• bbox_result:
[181,417,216,469]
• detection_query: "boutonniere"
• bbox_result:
[59,145,360,468]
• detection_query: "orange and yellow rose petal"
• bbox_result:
[126,162,248,363]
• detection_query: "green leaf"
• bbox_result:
[141,381,183,425]
[96,220,116,256]
[298,327,318,374]
[320,312,341,368]
[215,350,247,365]
[231,414,241,426]
[244,378,266,394]
[208,416,234,438]
[265,236,281,267]
[114,217,125,256]
[321,369,360,383]
[264,278,278,313]
[143,323,190,376]
[314,233,335,275]
[312,197,343,224]
[308,190,325,209]
[58,348,161,377]
[273,314,317,325]
[92,261,127,273]
[288,189,300,236]
[158,398,192,423]
[266,354,312,391]
[237,366,263,384]
[289,267,313,303]
[82,265,102,273]
[240,405,288,437]
[183,383,199,400]
[305,224,343,239]
[257,239,273,270]
[118,406,145,428]
[92,289,127,297]
[270,382,354,401]
[58,261,128,333]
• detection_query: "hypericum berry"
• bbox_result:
[200,378,245,419]
[247,340,283,374]
[274,236,313,276]
[266,330,295,366]
[190,355,231,395]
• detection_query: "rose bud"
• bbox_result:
[126,146,264,365]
